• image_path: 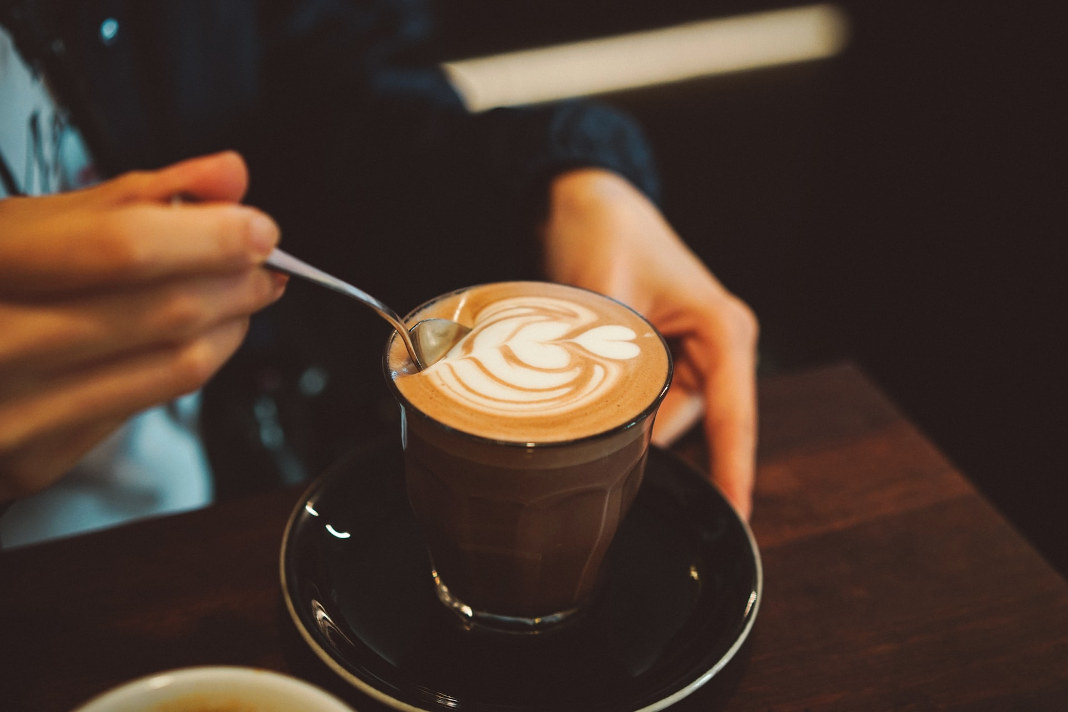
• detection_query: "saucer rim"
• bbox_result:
[279,445,763,712]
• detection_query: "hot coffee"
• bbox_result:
[385,282,671,630]
[389,281,670,441]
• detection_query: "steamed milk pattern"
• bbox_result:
[391,282,670,442]
[426,296,641,418]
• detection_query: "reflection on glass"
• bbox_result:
[325,524,351,539]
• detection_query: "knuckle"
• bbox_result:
[703,294,759,349]
[210,208,256,262]
[170,320,248,392]
[171,340,221,392]
[107,170,154,202]
[729,298,760,344]
[157,290,207,338]
[94,210,152,274]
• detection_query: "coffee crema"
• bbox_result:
[389,282,670,442]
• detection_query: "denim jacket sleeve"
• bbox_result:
[7,0,659,269]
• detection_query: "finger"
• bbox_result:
[703,348,758,520]
[651,388,704,446]
[0,201,280,294]
[0,317,250,461]
[0,418,124,501]
[98,151,250,205]
[0,270,286,385]
[80,201,280,284]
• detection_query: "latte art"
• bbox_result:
[428,296,639,417]
[389,282,671,442]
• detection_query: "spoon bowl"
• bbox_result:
[409,318,470,368]
[264,248,470,370]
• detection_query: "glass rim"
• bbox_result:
[382,282,674,450]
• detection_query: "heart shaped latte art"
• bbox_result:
[425,296,642,417]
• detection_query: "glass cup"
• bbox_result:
[384,283,672,633]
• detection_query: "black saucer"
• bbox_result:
[280,443,761,711]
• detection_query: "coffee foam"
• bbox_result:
[389,282,670,442]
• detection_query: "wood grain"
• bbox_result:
[1,362,1065,711]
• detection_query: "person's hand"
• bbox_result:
[0,151,286,502]
[540,168,758,518]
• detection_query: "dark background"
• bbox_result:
[424,1,1067,575]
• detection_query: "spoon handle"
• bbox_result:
[264,248,424,368]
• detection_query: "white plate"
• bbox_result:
[71,666,356,712]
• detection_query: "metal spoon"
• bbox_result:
[264,248,469,370]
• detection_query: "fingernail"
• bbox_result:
[248,212,280,257]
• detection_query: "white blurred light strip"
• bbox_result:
[442,4,849,111]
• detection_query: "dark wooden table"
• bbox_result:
[2,362,1065,710]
